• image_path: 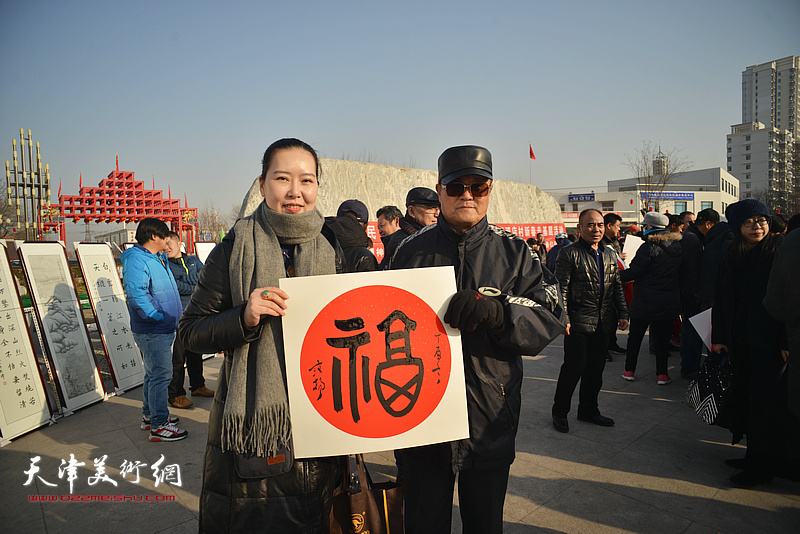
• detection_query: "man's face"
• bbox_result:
[536,233,544,244]
[605,220,621,238]
[377,214,400,237]
[577,210,605,245]
[436,175,492,234]
[683,213,696,226]
[164,237,182,259]
[407,204,439,227]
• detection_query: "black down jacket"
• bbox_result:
[555,238,628,335]
[179,223,344,533]
[621,230,683,321]
[388,216,567,470]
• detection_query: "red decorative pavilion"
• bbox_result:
[41,157,199,251]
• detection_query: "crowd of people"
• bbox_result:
[118,137,799,533]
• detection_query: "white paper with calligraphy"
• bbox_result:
[281,266,469,458]
[76,243,144,391]
[18,242,104,411]
[0,246,51,440]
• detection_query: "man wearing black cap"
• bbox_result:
[383,186,440,263]
[326,199,378,272]
[389,145,566,534]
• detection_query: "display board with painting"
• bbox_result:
[76,243,144,391]
[18,242,104,411]
[0,245,51,441]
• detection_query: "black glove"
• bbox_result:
[444,289,504,332]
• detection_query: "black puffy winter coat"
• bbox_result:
[388,216,567,470]
[621,230,683,321]
[555,238,628,335]
[179,223,345,533]
[697,222,733,310]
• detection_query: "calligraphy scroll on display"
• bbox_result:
[18,243,104,412]
[0,245,51,441]
[281,267,469,458]
[76,243,144,391]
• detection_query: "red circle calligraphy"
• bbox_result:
[300,285,451,438]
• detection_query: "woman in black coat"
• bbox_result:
[620,213,683,384]
[712,199,798,487]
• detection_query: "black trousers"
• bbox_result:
[168,331,205,400]
[552,323,611,418]
[403,443,510,534]
[625,318,672,376]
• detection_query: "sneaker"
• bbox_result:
[149,422,188,442]
[621,371,635,381]
[170,395,193,409]
[191,385,215,397]
[141,415,180,431]
[657,374,672,385]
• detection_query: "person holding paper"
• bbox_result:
[620,212,683,385]
[179,138,345,532]
[388,145,567,534]
[712,199,797,488]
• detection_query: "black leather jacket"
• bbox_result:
[179,223,344,533]
[555,238,628,335]
[388,216,566,470]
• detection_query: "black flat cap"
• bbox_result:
[406,187,440,207]
[438,145,493,185]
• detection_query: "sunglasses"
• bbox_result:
[443,181,492,197]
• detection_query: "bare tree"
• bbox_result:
[0,190,18,238]
[196,200,237,243]
[625,141,690,215]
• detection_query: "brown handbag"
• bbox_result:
[330,454,403,534]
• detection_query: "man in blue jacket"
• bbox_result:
[164,231,215,409]
[121,218,187,442]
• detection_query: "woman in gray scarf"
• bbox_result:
[180,138,344,533]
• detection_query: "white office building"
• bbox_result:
[741,55,798,137]
[547,167,739,228]
[727,121,797,213]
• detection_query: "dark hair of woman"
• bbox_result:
[260,138,321,183]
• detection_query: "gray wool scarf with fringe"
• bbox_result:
[223,201,335,456]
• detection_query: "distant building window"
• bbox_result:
[745,173,751,180]
[572,203,578,212]
[701,201,713,210]
[745,155,751,160]
[559,204,565,211]
[746,164,751,170]
[601,201,614,211]
[728,166,732,172]
[746,183,751,189]
[727,157,732,162]
[746,135,751,141]
[745,193,751,198]
[674,201,688,213]
[727,147,731,153]
[745,145,751,150]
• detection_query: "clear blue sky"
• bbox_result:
[2,0,799,227]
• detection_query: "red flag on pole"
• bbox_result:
[79,173,82,189]
[185,194,188,208]
[58,180,61,198]
[116,153,119,172]
[168,185,171,199]
[529,144,536,160]
[152,177,155,190]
